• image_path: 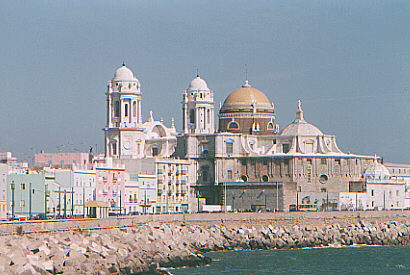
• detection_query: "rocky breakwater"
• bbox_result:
[0,220,409,274]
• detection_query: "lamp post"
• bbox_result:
[119,190,122,215]
[197,189,200,213]
[296,186,301,211]
[63,190,67,219]
[29,182,32,219]
[11,181,15,220]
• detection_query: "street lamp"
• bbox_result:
[11,181,15,220]
[296,186,301,211]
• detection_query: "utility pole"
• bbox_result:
[296,186,299,211]
[71,187,74,217]
[29,182,32,219]
[119,190,122,215]
[264,192,267,211]
[58,186,61,217]
[355,192,358,211]
[11,181,15,220]
[276,182,279,212]
[197,189,200,213]
[326,191,329,211]
[83,186,85,218]
[44,184,47,219]
[64,190,67,219]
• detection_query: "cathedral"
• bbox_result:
[104,64,405,212]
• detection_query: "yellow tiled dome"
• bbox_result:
[220,81,273,113]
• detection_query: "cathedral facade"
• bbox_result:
[103,64,403,212]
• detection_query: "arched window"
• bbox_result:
[124,104,129,117]
[112,142,117,155]
[114,101,120,117]
[189,109,195,123]
[267,122,274,130]
[228,121,239,129]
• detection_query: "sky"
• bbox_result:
[0,0,409,163]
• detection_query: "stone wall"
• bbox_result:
[1,210,409,235]
[0,215,408,274]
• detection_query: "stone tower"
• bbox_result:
[182,75,215,134]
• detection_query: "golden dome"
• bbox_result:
[220,81,273,113]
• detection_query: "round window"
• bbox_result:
[262,175,269,182]
[319,174,329,183]
[241,175,248,182]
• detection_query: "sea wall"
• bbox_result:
[1,210,408,235]
[0,218,408,274]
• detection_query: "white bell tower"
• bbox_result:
[182,75,215,134]
[104,64,142,157]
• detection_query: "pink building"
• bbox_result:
[35,153,91,169]
[95,162,126,213]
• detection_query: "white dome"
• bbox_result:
[280,120,323,136]
[364,158,391,179]
[280,99,323,137]
[188,76,209,91]
[113,65,135,81]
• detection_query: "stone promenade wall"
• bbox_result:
[0,211,408,274]
[0,210,409,235]
[0,218,408,274]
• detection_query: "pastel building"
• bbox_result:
[54,169,96,216]
[7,174,48,218]
[35,152,92,169]
[95,161,126,213]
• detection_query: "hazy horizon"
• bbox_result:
[0,1,409,163]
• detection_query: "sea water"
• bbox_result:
[172,245,410,274]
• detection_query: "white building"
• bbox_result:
[339,158,406,210]
[104,64,177,159]
[54,169,96,216]
[0,164,7,219]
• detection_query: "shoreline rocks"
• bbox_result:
[0,220,408,274]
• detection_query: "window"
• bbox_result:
[228,121,239,129]
[112,143,117,155]
[114,101,120,117]
[189,109,195,123]
[152,147,159,157]
[226,142,233,154]
[371,190,374,196]
[321,158,327,165]
[241,175,248,182]
[73,159,76,164]
[20,200,25,207]
[21,183,25,190]
[227,170,233,179]
[307,159,312,165]
[124,103,128,117]
[321,188,327,193]
[335,159,341,165]
[133,101,137,117]
[319,174,328,183]
[283,144,290,153]
[267,122,274,130]
[262,175,269,182]
[202,169,208,182]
